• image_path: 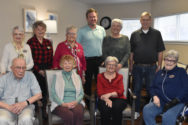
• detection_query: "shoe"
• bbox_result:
[134,112,140,119]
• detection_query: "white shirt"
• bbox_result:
[0,42,34,73]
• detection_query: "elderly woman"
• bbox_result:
[143,50,188,125]
[53,25,86,82]
[51,55,84,125]
[102,18,130,71]
[27,21,53,118]
[0,26,33,74]
[97,56,127,125]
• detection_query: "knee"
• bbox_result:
[143,104,152,118]
[0,117,9,125]
[19,113,34,124]
[64,111,74,121]
[19,108,34,124]
[162,112,176,124]
[0,111,12,124]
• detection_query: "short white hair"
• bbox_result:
[105,56,119,66]
[12,26,24,34]
[66,25,77,34]
[164,50,179,62]
[111,18,123,28]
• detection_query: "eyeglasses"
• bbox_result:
[13,33,23,36]
[67,32,76,36]
[107,64,117,67]
[164,58,177,63]
[14,66,26,70]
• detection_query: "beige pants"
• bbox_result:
[0,106,34,125]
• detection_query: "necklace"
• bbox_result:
[63,72,72,82]
[12,42,25,58]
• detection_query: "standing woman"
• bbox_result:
[102,18,130,71]
[27,21,53,118]
[0,26,34,74]
[53,26,86,83]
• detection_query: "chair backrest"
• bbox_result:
[45,69,62,102]
[99,67,129,97]
[177,62,188,73]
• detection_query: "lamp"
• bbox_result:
[43,20,57,42]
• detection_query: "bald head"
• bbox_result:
[11,57,26,79]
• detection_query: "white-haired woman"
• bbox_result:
[97,56,127,125]
[0,26,34,74]
[143,50,188,125]
[53,26,86,83]
[102,18,130,71]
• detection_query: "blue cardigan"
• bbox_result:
[150,66,188,107]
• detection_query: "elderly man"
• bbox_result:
[129,11,165,118]
[0,57,42,125]
[77,8,106,108]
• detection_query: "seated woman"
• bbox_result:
[143,50,188,125]
[97,56,127,125]
[51,55,84,125]
[0,26,34,74]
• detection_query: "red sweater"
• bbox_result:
[53,40,86,77]
[97,72,126,99]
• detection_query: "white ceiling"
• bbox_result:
[76,0,151,5]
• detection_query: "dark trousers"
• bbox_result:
[132,64,157,112]
[84,57,102,108]
[52,104,84,125]
[33,71,48,117]
[98,98,127,125]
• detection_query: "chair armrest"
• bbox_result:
[128,88,136,100]
[84,94,91,100]
[46,99,52,125]
[35,100,43,125]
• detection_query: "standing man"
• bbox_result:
[0,57,42,125]
[77,8,106,108]
[129,11,165,118]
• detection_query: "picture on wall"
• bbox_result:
[48,12,58,21]
[24,9,37,32]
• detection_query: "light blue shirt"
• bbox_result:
[0,71,41,105]
[77,25,106,57]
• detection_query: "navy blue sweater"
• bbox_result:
[150,66,188,107]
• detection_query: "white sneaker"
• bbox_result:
[134,112,140,119]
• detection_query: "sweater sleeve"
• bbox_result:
[76,77,84,103]
[97,74,106,97]
[26,45,34,70]
[53,44,62,69]
[114,75,124,97]
[120,37,130,66]
[176,69,188,102]
[51,75,64,105]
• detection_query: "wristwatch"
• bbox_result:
[26,100,30,105]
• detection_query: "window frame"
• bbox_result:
[154,12,188,43]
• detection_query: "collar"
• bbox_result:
[161,65,178,74]
[138,27,152,35]
[86,24,99,30]
[62,70,72,76]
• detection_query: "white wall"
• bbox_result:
[94,1,151,34]
[0,0,91,57]
[151,0,188,17]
